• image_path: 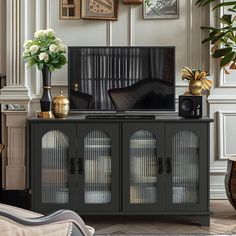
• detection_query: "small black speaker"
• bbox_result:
[179,95,202,118]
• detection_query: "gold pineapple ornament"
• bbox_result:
[182,67,212,95]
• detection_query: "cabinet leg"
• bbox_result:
[196,216,210,226]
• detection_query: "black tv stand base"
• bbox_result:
[195,215,210,226]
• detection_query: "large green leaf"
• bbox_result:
[209,31,219,37]
[195,0,217,7]
[213,2,236,11]
[220,15,232,25]
[200,26,220,31]
[211,32,227,44]
[225,32,235,42]
[202,36,216,44]
[220,52,236,67]
[228,27,236,31]
[212,47,232,58]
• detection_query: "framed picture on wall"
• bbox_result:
[81,0,119,20]
[143,0,179,19]
[60,0,81,19]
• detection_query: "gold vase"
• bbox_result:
[189,80,202,95]
[52,91,70,118]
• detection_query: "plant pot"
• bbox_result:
[38,67,53,118]
[189,80,202,95]
[225,157,236,210]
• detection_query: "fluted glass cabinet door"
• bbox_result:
[122,123,165,212]
[76,123,119,212]
[31,123,76,212]
[165,123,208,212]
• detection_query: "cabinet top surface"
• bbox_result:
[27,113,214,123]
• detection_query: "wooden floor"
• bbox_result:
[84,200,236,235]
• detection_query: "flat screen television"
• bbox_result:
[68,46,175,112]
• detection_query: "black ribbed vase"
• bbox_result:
[40,67,53,117]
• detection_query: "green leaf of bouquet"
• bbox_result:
[220,51,236,67]
[52,64,61,69]
[59,55,67,64]
[49,65,55,71]
[52,59,59,64]
[212,47,232,58]
[38,63,44,70]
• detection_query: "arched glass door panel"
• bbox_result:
[41,130,69,204]
[172,130,200,204]
[84,130,112,204]
[130,130,157,204]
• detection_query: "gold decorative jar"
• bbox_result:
[52,91,70,118]
[189,80,202,95]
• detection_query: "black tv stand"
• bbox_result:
[28,115,213,226]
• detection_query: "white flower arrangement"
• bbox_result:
[22,28,67,71]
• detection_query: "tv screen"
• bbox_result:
[68,46,175,111]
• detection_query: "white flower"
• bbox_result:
[29,45,39,54]
[39,52,49,62]
[55,37,62,44]
[45,28,55,37]
[22,50,30,57]
[23,40,32,49]
[57,44,66,52]
[34,30,45,38]
[49,44,58,53]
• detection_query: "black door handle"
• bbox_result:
[78,158,84,174]
[70,158,76,175]
[158,158,163,174]
[166,157,172,174]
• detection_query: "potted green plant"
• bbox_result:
[195,0,236,73]
[22,29,67,118]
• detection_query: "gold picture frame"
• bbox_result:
[81,0,119,21]
[60,0,81,20]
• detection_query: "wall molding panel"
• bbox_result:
[0,0,6,74]
[106,22,112,46]
[186,0,193,69]
[217,111,236,160]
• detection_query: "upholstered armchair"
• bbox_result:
[0,204,94,236]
